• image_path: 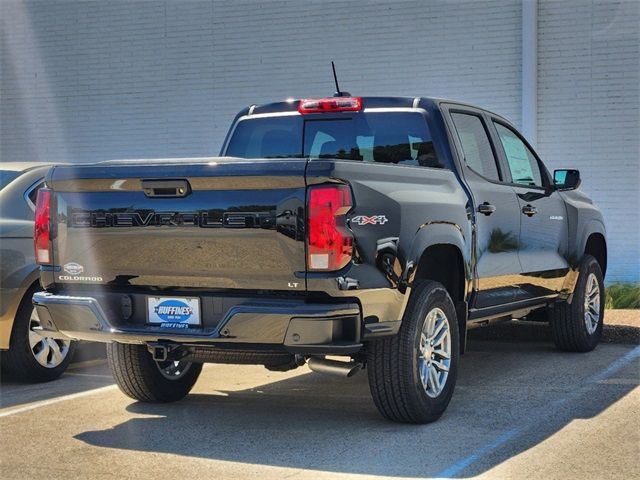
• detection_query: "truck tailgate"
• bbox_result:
[49,159,307,291]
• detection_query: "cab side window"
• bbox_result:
[450,113,501,182]
[493,122,543,187]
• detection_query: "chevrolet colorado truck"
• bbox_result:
[32,95,607,423]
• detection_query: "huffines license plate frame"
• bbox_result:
[147,296,201,328]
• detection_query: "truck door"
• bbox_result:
[447,110,523,309]
[489,120,569,298]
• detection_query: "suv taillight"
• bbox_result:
[307,185,353,271]
[34,188,52,264]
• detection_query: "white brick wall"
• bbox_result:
[0,0,637,281]
[538,0,640,282]
[0,0,522,160]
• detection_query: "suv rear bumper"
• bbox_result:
[32,292,363,355]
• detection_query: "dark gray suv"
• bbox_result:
[0,162,75,382]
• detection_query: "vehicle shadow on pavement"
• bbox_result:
[74,332,639,478]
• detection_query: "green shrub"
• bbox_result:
[605,283,640,309]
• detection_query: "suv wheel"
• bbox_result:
[550,254,604,352]
[367,280,459,423]
[1,286,76,382]
[107,343,202,403]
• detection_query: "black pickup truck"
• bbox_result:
[32,95,607,423]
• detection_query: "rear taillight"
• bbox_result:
[34,188,52,264]
[307,185,353,271]
[298,97,362,114]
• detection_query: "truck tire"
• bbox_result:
[1,286,76,382]
[367,280,459,423]
[550,255,604,352]
[107,343,202,403]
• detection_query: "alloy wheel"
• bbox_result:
[28,307,71,368]
[418,307,452,398]
[584,272,601,335]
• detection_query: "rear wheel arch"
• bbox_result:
[412,243,468,353]
[413,244,466,303]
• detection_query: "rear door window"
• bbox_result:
[450,113,501,182]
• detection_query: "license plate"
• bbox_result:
[147,296,201,328]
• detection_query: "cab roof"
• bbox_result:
[243,95,504,120]
[248,96,419,115]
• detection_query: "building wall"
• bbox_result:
[1,0,637,281]
[0,0,522,160]
[537,0,640,282]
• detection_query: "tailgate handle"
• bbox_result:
[141,179,191,198]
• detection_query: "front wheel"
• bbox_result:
[550,255,604,352]
[367,280,460,423]
[107,343,202,402]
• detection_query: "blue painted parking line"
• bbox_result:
[434,345,640,478]
[435,428,521,478]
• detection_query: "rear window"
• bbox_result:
[225,112,444,168]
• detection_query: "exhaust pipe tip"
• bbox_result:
[307,357,362,378]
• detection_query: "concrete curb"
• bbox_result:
[601,323,640,344]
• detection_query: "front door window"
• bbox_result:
[493,123,543,187]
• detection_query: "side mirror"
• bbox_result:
[553,169,581,191]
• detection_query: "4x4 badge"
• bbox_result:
[351,215,388,226]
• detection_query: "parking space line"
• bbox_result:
[588,346,640,383]
[435,428,521,478]
[434,345,640,478]
[0,385,117,419]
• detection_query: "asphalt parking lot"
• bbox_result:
[1,325,638,480]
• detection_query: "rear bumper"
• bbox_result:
[32,292,363,355]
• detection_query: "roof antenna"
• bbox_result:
[331,61,350,97]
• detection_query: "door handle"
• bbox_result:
[522,204,538,217]
[477,202,496,216]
